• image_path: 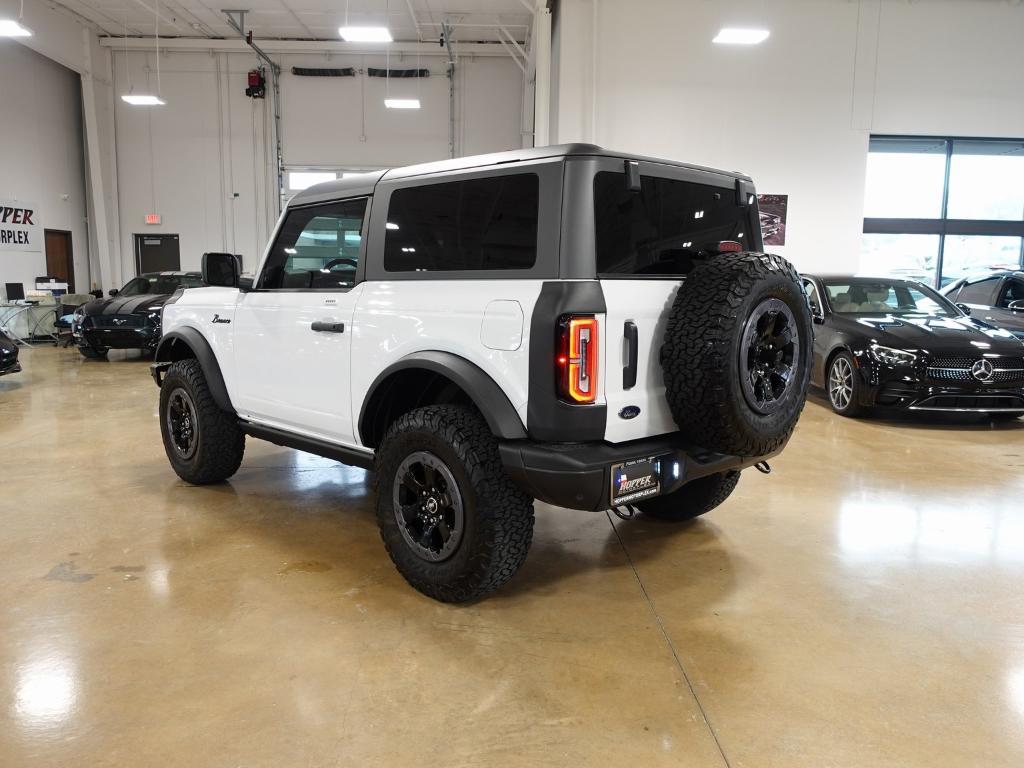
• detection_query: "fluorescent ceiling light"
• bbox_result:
[385,98,421,109]
[713,28,770,45]
[386,222,399,230]
[0,19,33,36]
[339,26,392,42]
[288,171,337,190]
[121,94,166,106]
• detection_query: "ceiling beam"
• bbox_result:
[99,36,518,56]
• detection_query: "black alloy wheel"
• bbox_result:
[740,297,800,415]
[166,387,200,461]
[392,450,465,562]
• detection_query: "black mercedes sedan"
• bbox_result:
[0,328,21,376]
[801,274,1024,418]
[73,272,203,358]
[942,270,1024,339]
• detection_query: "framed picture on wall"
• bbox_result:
[757,194,788,246]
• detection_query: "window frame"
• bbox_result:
[365,160,563,282]
[863,134,1024,288]
[255,196,371,292]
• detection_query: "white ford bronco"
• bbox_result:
[151,144,812,602]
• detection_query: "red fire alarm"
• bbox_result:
[145,213,162,225]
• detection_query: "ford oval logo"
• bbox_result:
[619,405,641,420]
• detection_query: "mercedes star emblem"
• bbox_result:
[971,358,994,382]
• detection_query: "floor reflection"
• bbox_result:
[14,650,78,732]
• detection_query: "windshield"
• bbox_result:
[823,280,958,317]
[120,274,203,297]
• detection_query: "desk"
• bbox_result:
[0,302,58,345]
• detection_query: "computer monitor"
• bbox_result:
[4,283,25,302]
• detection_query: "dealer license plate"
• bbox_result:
[610,456,661,506]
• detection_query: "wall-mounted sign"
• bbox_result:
[145,213,162,225]
[757,194,788,247]
[0,201,42,252]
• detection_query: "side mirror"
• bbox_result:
[956,303,972,316]
[812,314,825,325]
[202,252,240,288]
[108,288,119,296]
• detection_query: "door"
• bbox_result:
[233,198,368,445]
[135,234,181,273]
[991,277,1024,330]
[44,230,74,292]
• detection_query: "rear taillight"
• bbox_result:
[557,314,598,404]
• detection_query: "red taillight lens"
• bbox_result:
[557,314,598,404]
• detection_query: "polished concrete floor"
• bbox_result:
[2,345,1023,767]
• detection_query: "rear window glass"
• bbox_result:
[594,172,753,275]
[384,174,539,272]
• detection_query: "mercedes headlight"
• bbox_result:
[870,344,916,366]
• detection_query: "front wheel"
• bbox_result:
[78,344,108,359]
[637,471,740,522]
[159,359,245,484]
[827,352,864,417]
[374,405,534,603]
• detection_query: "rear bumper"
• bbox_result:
[499,434,777,512]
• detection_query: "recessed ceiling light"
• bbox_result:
[121,94,166,106]
[339,26,392,42]
[713,28,770,45]
[385,98,420,109]
[0,19,32,36]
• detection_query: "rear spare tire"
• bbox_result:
[660,251,812,456]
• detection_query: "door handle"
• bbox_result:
[623,321,638,389]
[311,321,345,333]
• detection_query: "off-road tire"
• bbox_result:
[78,344,108,359]
[661,251,812,456]
[159,359,245,484]
[637,470,740,522]
[375,405,534,603]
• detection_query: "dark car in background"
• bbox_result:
[73,272,203,358]
[801,275,1024,419]
[0,328,21,376]
[942,270,1024,338]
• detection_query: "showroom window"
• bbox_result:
[862,136,1024,287]
[383,174,539,272]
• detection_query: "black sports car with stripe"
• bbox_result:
[73,272,203,358]
[0,328,20,376]
[801,275,1024,419]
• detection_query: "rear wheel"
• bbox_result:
[637,471,740,522]
[374,405,534,603]
[827,352,864,417]
[159,359,245,484]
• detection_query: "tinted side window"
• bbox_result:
[955,277,999,305]
[384,174,539,272]
[594,172,753,276]
[260,199,367,290]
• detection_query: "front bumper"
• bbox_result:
[0,360,21,376]
[77,326,160,350]
[499,435,777,512]
[856,360,1024,413]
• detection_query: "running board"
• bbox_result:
[239,421,376,469]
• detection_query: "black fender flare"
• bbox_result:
[155,328,235,414]
[359,351,527,444]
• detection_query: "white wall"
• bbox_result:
[112,49,524,272]
[551,0,1024,274]
[0,40,89,295]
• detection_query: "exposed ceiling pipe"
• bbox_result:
[403,0,423,41]
[441,20,455,158]
[222,9,284,216]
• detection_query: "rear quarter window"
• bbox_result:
[593,172,754,276]
[383,174,539,272]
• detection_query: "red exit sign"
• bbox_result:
[145,214,162,225]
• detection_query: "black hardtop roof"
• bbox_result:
[287,144,752,207]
